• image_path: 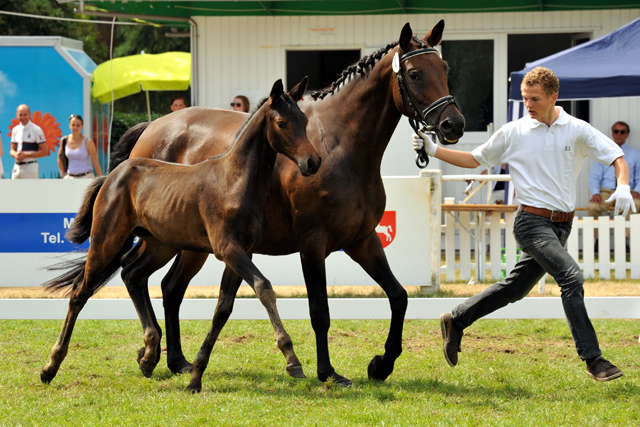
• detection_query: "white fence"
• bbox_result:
[438,172,640,283]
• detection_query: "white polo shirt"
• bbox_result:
[472,107,623,212]
[10,120,46,160]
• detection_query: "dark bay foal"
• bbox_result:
[40,78,321,392]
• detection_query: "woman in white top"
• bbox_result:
[57,115,102,179]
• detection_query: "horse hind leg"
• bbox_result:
[41,238,129,383]
[121,241,177,378]
[160,251,209,375]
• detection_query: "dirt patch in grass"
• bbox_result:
[1,281,639,299]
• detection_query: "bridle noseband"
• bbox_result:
[394,47,459,168]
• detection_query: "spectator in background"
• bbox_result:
[588,121,640,218]
[58,115,102,179]
[230,95,250,113]
[10,104,47,179]
[170,94,188,112]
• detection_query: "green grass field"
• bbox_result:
[1,318,638,426]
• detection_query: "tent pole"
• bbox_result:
[146,91,151,121]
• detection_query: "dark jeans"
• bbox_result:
[451,211,601,361]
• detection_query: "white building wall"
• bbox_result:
[195,10,640,209]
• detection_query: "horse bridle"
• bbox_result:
[394,47,459,168]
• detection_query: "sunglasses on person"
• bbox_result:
[230,102,243,107]
[612,129,628,135]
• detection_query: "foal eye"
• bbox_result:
[276,121,286,129]
[408,71,419,81]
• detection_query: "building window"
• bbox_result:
[441,40,494,132]
[286,50,361,92]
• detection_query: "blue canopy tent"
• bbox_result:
[508,17,640,101]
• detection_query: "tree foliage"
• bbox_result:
[0,0,191,114]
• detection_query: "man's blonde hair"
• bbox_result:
[521,67,559,97]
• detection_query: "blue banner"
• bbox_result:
[0,213,89,253]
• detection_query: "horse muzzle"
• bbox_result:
[299,156,322,176]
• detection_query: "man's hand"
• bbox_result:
[631,191,640,200]
[605,185,637,216]
[411,130,437,156]
[590,194,602,204]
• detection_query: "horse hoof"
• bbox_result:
[169,360,194,375]
[139,360,156,378]
[286,364,306,379]
[368,354,393,382]
[322,372,353,387]
[186,384,202,394]
[40,369,55,384]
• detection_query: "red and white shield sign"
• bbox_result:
[376,211,396,248]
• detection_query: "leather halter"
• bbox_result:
[395,47,459,168]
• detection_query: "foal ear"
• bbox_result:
[399,23,413,52]
[424,19,445,47]
[289,76,308,101]
[270,79,285,103]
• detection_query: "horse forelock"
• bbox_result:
[309,36,428,101]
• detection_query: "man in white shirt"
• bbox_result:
[10,104,48,179]
[413,67,634,382]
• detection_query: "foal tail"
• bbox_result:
[108,121,149,173]
[42,235,135,296]
[65,176,107,245]
[43,175,134,296]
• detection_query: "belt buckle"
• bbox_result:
[549,210,558,222]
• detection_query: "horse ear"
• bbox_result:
[424,19,445,47]
[399,23,413,51]
[289,76,308,101]
[270,79,284,104]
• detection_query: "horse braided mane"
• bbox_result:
[309,36,428,101]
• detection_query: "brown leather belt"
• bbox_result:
[521,205,575,223]
[68,171,92,177]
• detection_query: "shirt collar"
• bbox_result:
[526,106,569,129]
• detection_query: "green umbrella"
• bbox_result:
[92,51,191,120]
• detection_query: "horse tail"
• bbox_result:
[65,176,107,244]
[108,121,150,173]
[42,236,135,297]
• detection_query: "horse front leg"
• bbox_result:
[343,232,407,381]
[299,241,352,386]
[161,250,209,374]
[187,250,299,392]
[222,262,305,379]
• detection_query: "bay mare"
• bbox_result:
[106,21,465,386]
[41,79,321,393]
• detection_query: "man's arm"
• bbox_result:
[612,156,630,187]
[433,146,481,169]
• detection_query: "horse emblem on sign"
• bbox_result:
[376,211,396,248]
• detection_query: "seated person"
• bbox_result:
[588,121,640,218]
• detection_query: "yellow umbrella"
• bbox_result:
[92,51,191,119]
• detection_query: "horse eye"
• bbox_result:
[408,71,419,81]
[277,121,286,129]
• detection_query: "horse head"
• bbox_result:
[392,20,465,147]
[267,77,321,177]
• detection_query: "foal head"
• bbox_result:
[266,77,321,176]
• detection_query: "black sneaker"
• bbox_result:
[440,312,463,367]
[586,356,623,382]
